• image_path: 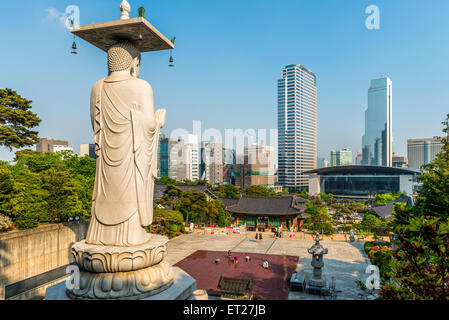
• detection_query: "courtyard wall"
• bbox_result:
[0,221,89,300]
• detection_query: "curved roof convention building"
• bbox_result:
[304,165,420,198]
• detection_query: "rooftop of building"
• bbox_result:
[304,165,420,176]
[225,195,306,217]
[154,183,211,200]
[372,194,414,220]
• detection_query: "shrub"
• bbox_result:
[14,212,39,230]
[0,215,13,232]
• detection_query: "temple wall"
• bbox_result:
[0,221,89,300]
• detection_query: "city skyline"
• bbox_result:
[1,0,448,164]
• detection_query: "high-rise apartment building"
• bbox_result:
[362,77,393,167]
[330,149,353,167]
[157,135,200,181]
[200,141,224,185]
[235,143,275,189]
[407,138,443,169]
[277,64,317,191]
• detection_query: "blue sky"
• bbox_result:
[1,0,449,162]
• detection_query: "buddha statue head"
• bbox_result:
[107,41,142,77]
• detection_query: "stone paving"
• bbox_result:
[166,233,371,300]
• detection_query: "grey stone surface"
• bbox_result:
[45,267,195,300]
[166,233,370,300]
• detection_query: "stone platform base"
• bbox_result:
[45,267,196,300]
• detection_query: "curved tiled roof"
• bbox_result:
[153,183,211,200]
[226,195,303,216]
[218,197,240,209]
[372,194,414,220]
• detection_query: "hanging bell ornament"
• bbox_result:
[71,40,78,54]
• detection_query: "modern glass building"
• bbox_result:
[407,138,443,169]
[330,149,353,166]
[277,64,317,192]
[306,166,420,198]
[158,134,170,178]
[223,148,236,185]
[362,77,393,167]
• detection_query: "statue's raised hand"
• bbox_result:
[155,109,166,128]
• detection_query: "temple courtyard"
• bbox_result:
[165,233,371,300]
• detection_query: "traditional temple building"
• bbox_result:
[224,195,308,232]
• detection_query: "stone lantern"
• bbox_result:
[307,233,329,293]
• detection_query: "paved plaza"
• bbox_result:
[166,233,371,300]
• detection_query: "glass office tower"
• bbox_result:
[362,77,393,167]
[278,64,317,191]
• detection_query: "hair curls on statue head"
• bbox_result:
[107,41,141,73]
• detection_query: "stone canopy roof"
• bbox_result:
[225,195,305,217]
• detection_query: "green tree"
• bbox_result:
[0,89,41,150]
[156,176,177,185]
[206,200,231,227]
[6,165,48,229]
[41,167,84,222]
[246,185,278,197]
[304,201,334,234]
[212,184,241,199]
[0,150,96,229]
[373,193,397,206]
[176,190,209,225]
[298,189,310,199]
[360,214,381,233]
[380,114,449,300]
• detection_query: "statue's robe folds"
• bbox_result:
[86,78,161,246]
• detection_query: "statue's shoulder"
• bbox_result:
[132,78,153,92]
[91,78,106,93]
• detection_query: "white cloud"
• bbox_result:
[45,7,68,26]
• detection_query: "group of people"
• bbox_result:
[254,233,263,241]
[273,229,283,238]
[227,250,239,264]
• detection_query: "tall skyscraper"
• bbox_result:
[277,64,317,191]
[362,77,393,167]
[200,141,224,185]
[222,148,236,185]
[330,149,353,166]
[181,134,200,181]
[408,138,443,169]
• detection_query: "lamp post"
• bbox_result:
[307,233,330,294]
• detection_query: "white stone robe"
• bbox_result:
[86,78,161,246]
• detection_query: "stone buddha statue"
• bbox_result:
[86,41,166,247]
